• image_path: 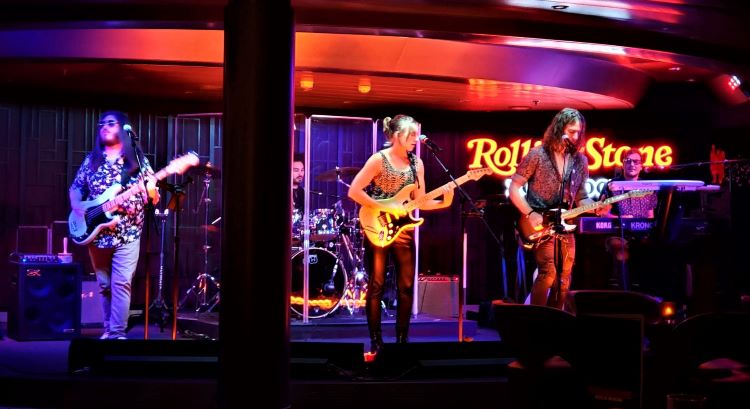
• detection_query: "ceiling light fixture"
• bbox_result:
[358,77,372,94]
[300,72,314,91]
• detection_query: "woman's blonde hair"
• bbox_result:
[382,114,418,147]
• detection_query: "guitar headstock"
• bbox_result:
[627,189,654,199]
[468,168,493,180]
[165,151,200,176]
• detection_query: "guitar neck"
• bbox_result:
[561,192,633,220]
[404,173,471,212]
[102,168,169,212]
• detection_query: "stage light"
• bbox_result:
[661,301,676,323]
[357,77,371,94]
[300,72,314,91]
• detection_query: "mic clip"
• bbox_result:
[419,135,443,152]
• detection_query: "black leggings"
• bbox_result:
[364,230,415,335]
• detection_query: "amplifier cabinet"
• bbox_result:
[8,261,82,341]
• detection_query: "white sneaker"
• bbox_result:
[99,332,110,340]
[114,336,127,340]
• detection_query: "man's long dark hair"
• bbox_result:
[542,107,586,153]
[88,110,141,176]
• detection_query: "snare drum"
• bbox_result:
[290,248,347,318]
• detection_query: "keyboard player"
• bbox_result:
[599,149,658,289]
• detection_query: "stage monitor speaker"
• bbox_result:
[290,342,364,379]
[8,261,81,341]
[68,338,219,378]
[417,275,458,317]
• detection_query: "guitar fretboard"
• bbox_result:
[561,190,651,220]
[100,157,192,213]
[404,169,487,212]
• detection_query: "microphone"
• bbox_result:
[418,134,443,152]
[561,135,577,153]
[123,124,139,141]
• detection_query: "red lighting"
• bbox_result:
[661,301,676,318]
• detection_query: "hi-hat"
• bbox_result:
[191,163,222,179]
[315,166,360,182]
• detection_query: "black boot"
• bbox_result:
[396,327,409,344]
[369,330,384,354]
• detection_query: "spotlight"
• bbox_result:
[300,72,314,91]
[358,77,372,94]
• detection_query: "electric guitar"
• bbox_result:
[359,168,492,248]
[516,189,653,246]
[68,152,200,245]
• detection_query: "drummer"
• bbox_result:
[292,153,305,213]
[291,153,305,247]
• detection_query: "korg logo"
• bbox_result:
[26,269,41,278]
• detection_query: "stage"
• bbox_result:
[0,308,511,409]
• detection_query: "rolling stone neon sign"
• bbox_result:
[467,136,675,199]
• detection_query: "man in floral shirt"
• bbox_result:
[69,110,159,340]
[509,108,595,309]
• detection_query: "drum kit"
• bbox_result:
[290,165,370,319]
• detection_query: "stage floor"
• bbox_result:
[0,307,500,377]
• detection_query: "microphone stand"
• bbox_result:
[128,132,158,339]
[157,177,192,339]
[615,207,629,290]
[423,145,503,342]
[550,149,568,309]
[669,158,749,195]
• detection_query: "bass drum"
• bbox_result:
[290,248,347,318]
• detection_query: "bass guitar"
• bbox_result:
[359,168,492,248]
[68,152,200,245]
[516,189,653,246]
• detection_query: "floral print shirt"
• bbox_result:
[70,153,153,248]
[512,145,589,211]
[602,177,658,217]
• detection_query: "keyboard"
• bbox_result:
[577,217,655,234]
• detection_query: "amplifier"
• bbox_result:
[9,252,61,264]
[417,275,458,317]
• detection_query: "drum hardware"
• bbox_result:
[337,225,368,315]
[156,177,192,339]
[179,165,220,313]
[314,166,360,182]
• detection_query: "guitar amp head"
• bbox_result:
[9,252,61,264]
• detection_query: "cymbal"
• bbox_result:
[200,224,220,233]
[315,166,360,182]
[190,163,222,179]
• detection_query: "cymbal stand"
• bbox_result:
[148,209,171,332]
[179,172,220,313]
[339,224,368,315]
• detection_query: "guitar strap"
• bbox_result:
[407,152,419,188]
[119,164,131,187]
[543,147,576,210]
